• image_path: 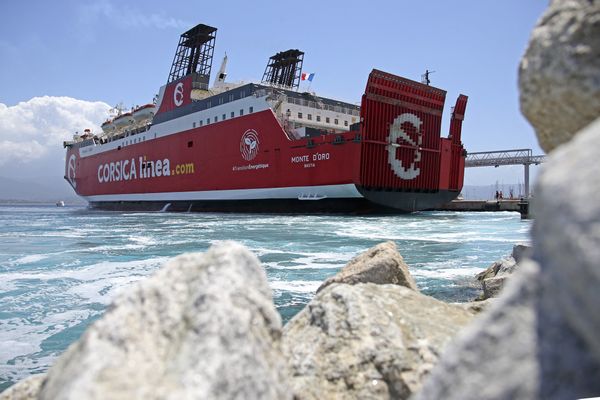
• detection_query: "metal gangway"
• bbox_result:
[465,149,546,198]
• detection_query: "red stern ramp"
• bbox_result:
[357,69,468,211]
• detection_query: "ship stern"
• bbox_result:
[356,69,467,212]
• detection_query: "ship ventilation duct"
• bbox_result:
[168,23,217,91]
[261,49,304,90]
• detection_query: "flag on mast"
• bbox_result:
[301,72,315,82]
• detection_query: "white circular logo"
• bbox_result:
[387,113,422,180]
[240,130,260,161]
[67,154,77,188]
[173,82,184,107]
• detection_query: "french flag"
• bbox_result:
[301,72,315,82]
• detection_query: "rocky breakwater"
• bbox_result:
[281,242,474,399]
[1,242,291,400]
[414,1,600,398]
[1,241,478,400]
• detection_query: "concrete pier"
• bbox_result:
[433,199,530,218]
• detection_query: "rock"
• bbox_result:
[38,242,291,400]
[476,257,516,282]
[481,276,506,299]
[519,0,600,152]
[282,283,473,399]
[0,375,45,400]
[452,298,494,314]
[533,117,600,363]
[317,241,417,293]
[511,244,531,264]
[475,256,515,300]
[415,29,600,396]
[476,245,530,300]
[414,260,600,400]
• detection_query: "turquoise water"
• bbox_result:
[0,204,530,391]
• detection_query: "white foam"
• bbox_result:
[6,254,49,266]
[412,266,484,279]
[0,309,95,364]
[269,279,321,294]
[0,257,169,290]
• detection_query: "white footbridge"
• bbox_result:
[465,149,546,198]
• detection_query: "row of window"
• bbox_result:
[295,111,349,126]
[286,96,360,116]
[205,90,248,108]
[192,106,254,128]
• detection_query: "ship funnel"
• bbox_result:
[261,49,304,90]
[167,23,217,91]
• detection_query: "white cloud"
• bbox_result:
[0,96,110,168]
[79,1,190,31]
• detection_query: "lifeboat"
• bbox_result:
[132,104,156,122]
[101,119,115,133]
[112,112,135,128]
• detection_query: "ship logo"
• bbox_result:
[387,113,422,180]
[173,82,184,107]
[240,129,260,161]
[67,154,77,188]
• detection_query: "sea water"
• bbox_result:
[0,204,531,391]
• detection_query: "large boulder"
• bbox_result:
[37,242,290,400]
[414,260,600,400]
[532,118,600,363]
[519,0,600,152]
[0,375,45,400]
[317,241,417,293]
[282,283,473,400]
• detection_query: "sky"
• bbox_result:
[0,0,548,189]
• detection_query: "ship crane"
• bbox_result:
[216,53,228,83]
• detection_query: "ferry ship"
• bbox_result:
[64,23,468,213]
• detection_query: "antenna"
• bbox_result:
[421,69,435,85]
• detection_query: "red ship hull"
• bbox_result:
[65,70,467,213]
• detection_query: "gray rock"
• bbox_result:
[0,375,45,400]
[38,242,290,400]
[532,117,600,363]
[317,241,417,293]
[452,298,495,314]
[283,283,473,400]
[414,260,600,400]
[476,244,531,300]
[511,244,531,264]
[519,0,600,152]
[476,257,516,282]
[481,275,507,299]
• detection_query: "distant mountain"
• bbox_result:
[0,175,85,204]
